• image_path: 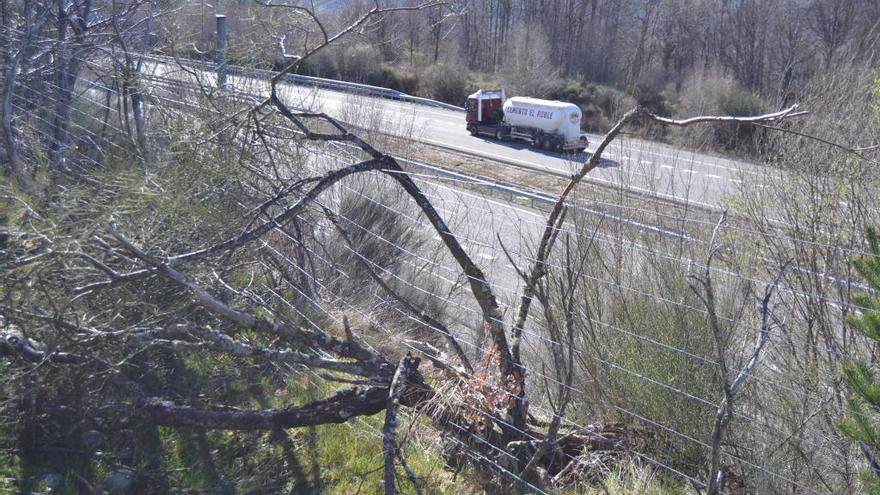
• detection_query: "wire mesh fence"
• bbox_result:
[2,24,877,494]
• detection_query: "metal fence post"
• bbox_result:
[216,14,228,90]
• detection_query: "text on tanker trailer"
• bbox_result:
[465,89,589,152]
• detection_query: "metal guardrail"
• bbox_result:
[395,157,695,242]
[142,53,466,112]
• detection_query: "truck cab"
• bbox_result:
[466,89,505,137]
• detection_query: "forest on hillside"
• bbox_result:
[170,0,880,150]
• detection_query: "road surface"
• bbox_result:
[144,60,762,209]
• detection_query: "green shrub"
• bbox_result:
[714,88,766,152]
[294,50,340,79]
[544,79,595,107]
[673,72,734,150]
[628,82,671,138]
[336,43,383,84]
[840,225,880,494]
[553,234,722,475]
[671,72,769,154]
[418,63,468,104]
[632,82,671,117]
[367,66,420,94]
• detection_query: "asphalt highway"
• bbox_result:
[279,84,757,209]
[145,60,761,210]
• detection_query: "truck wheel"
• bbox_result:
[495,129,504,141]
[535,136,545,149]
[468,125,478,136]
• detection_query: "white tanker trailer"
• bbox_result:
[465,89,589,152]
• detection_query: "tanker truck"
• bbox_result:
[465,89,589,152]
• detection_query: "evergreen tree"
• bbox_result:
[842,225,880,492]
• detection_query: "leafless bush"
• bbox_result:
[497,26,559,98]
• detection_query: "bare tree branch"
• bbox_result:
[383,355,421,495]
[754,121,880,165]
[511,106,643,368]
[1,1,52,191]
[105,223,391,377]
[692,214,789,495]
[75,157,391,294]
[139,386,389,430]
[647,104,806,126]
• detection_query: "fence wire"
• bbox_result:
[2,35,874,494]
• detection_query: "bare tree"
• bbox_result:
[808,0,858,69]
[689,212,788,495]
[1,1,51,191]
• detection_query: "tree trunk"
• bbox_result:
[0,2,50,191]
[2,70,33,191]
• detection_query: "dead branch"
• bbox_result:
[266,91,521,432]
[396,449,423,495]
[689,214,789,495]
[105,223,391,378]
[401,339,469,378]
[647,104,806,127]
[1,332,89,366]
[179,324,373,376]
[753,122,880,165]
[383,355,421,495]
[860,442,880,480]
[254,1,328,45]
[75,157,391,294]
[1,329,147,400]
[689,211,731,382]
[252,0,516,409]
[140,386,388,430]
[511,106,643,367]
[1,2,51,191]
[511,102,807,372]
